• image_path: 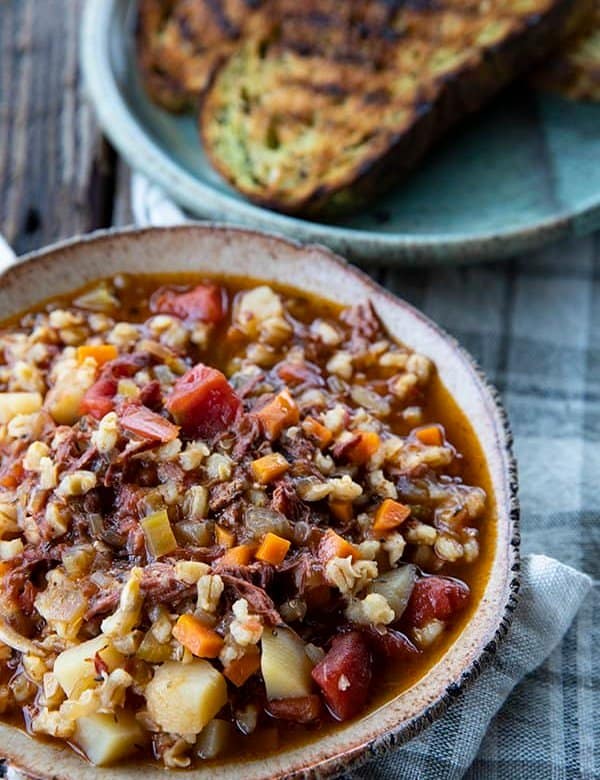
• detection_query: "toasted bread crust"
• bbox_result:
[200,0,592,217]
[137,0,266,112]
[532,0,600,100]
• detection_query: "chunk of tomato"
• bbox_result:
[311,631,372,721]
[402,575,470,629]
[119,404,180,442]
[80,354,149,420]
[80,376,117,419]
[165,363,241,438]
[152,284,226,323]
[360,625,420,660]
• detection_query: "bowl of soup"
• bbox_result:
[0,225,518,778]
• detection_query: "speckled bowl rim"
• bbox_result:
[0,224,520,779]
[80,0,599,266]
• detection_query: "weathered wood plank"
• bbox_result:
[0,0,118,256]
[112,159,135,228]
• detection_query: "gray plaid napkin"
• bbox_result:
[130,174,598,778]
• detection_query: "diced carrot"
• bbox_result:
[224,646,261,687]
[172,614,224,658]
[373,499,411,533]
[0,561,12,579]
[255,389,299,440]
[317,529,360,564]
[219,544,255,567]
[76,344,118,367]
[329,499,353,525]
[302,417,333,448]
[255,532,291,565]
[0,460,23,489]
[216,525,235,548]
[415,425,443,447]
[346,431,380,465]
[251,453,289,485]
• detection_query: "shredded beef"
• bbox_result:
[271,478,312,524]
[141,563,196,606]
[231,414,262,460]
[71,445,100,472]
[3,548,60,615]
[331,433,361,461]
[170,546,224,563]
[274,361,324,390]
[340,301,380,353]
[115,484,146,516]
[215,501,243,529]
[235,371,267,399]
[107,352,151,377]
[54,427,85,472]
[220,574,280,624]
[279,434,316,466]
[139,380,163,410]
[277,551,325,599]
[209,477,245,512]
[84,590,120,621]
[114,439,160,465]
[214,561,275,591]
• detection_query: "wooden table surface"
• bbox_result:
[0,0,132,257]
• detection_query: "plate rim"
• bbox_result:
[80,0,600,265]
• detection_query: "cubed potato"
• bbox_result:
[145,660,227,735]
[0,539,24,560]
[261,626,314,700]
[53,635,124,696]
[369,564,417,620]
[75,710,146,766]
[45,362,96,425]
[0,392,42,424]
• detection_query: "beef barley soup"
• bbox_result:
[0,273,494,768]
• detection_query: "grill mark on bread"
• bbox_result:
[200,0,592,215]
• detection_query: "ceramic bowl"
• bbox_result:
[0,225,519,779]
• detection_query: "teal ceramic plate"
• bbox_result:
[81,0,600,265]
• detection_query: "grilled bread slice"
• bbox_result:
[532,0,600,100]
[137,0,266,112]
[200,0,591,217]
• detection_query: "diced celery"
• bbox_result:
[141,509,177,558]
